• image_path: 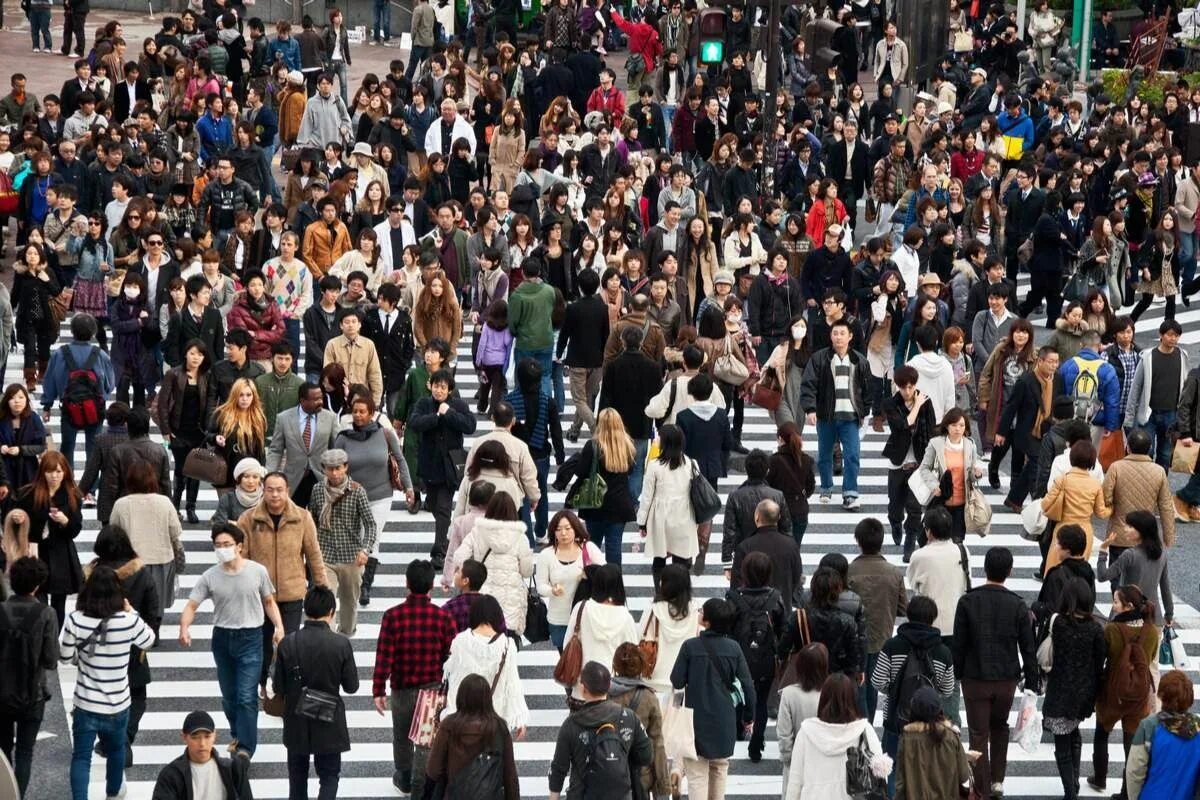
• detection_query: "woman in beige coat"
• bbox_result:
[916,409,984,542]
[1041,440,1112,571]
[488,102,526,193]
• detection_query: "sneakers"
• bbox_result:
[842,496,860,510]
[32,48,41,53]
[819,492,832,504]
[990,782,1005,798]
[226,738,239,753]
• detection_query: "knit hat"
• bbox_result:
[233,458,266,482]
[320,449,349,468]
[714,270,735,286]
[287,70,305,86]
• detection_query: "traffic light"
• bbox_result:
[698,8,726,65]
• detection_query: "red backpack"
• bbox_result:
[61,347,104,427]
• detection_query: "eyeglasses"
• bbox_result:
[389,207,403,213]
[127,215,141,220]
[88,221,101,227]
[146,240,164,246]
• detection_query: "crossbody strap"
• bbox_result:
[698,635,734,692]
[490,633,508,693]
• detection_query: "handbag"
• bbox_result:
[524,574,551,644]
[753,367,782,411]
[443,446,468,485]
[570,443,607,510]
[953,30,975,51]
[1020,500,1047,541]
[553,600,586,686]
[689,462,722,523]
[280,147,301,172]
[261,652,287,717]
[638,613,659,679]
[1017,235,1035,265]
[845,729,887,799]
[105,268,127,298]
[1171,440,1200,474]
[296,686,339,723]
[907,467,933,506]
[183,446,228,485]
[1036,613,1057,673]
[408,682,448,747]
[1063,268,1090,303]
[662,690,698,761]
[1098,428,1125,471]
[50,286,74,326]
[964,480,992,535]
[864,196,878,224]
[713,336,750,385]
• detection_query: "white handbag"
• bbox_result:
[907,468,933,506]
[1020,500,1047,541]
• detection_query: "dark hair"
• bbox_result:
[71,313,98,341]
[923,506,953,541]
[127,405,151,438]
[93,525,138,564]
[1126,509,1163,561]
[687,372,713,400]
[579,661,612,696]
[809,567,844,610]
[211,522,244,545]
[1069,440,1097,470]
[893,365,919,387]
[612,642,645,679]
[76,564,127,618]
[907,595,938,626]
[467,593,506,630]
[590,564,627,605]
[304,585,337,618]
[701,597,736,634]
[1125,427,1151,455]
[8,556,48,595]
[1057,576,1095,617]
[467,480,496,509]
[655,564,693,621]
[854,519,884,555]
[447,673,500,736]
[1055,523,1086,556]
[794,642,830,692]
[744,450,768,480]
[656,424,686,469]
[549,509,589,549]
[406,559,435,594]
[741,551,773,588]
[983,547,1013,582]
[1114,584,1156,626]
[468,440,513,482]
[817,673,861,724]
[1158,669,1195,713]
[123,458,159,495]
[104,401,131,427]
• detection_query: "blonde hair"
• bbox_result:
[215,378,267,455]
[593,408,635,473]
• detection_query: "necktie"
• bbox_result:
[303,414,313,450]
[385,313,393,335]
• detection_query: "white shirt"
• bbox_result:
[124,81,138,114]
[190,757,226,800]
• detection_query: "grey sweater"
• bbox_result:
[1096,546,1173,625]
[334,423,408,502]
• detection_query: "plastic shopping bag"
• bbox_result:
[1012,690,1042,754]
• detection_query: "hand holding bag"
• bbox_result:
[662,690,698,761]
[407,682,448,747]
[752,367,782,411]
[524,574,551,644]
[1171,440,1200,474]
[964,478,993,536]
[713,336,750,385]
[689,462,722,523]
[638,613,659,678]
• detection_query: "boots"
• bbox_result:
[891,524,903,547]
[23,367,36,393]
[36,360,48,387]
[1173,495,1193,522]
[359,556,379,606]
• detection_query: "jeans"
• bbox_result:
[28,9,51,49]
[513,346,553,398]
[261,143,282,203]
[882,728,899,797]
[887,465,922,554]
[288,750,342,800]
[390,685,434,798]
[861,651,880,724]
[58,418,101,472]
[0,707,43,797]
[406,46,431,81]
[789,517,807,547]
[62,10,86,55]
[285,318,302,372]
[261,599,303,686]
[373,0,392,42]
[521,455,550,544]
[1141,410,1178,469]
[330,60,349,106]
[815,419,861,497]
[549,623,567,652]
[627,437,650,509]
[70,707,128,800]
[1181,230,1198,290]
[586,519,626,564]
[661,105,676,154]
[962,678,1018,791]
[212,626,264,756]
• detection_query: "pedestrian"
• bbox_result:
[441,593,528,735]
[566,408,637,564]
[536,509,606,652]
[308,449,377,636]
[776,643,829,797]
[208,378,269,492]
[155,339,216,523]
[915,407,984,542]
[637,424,700,580]
[847,518,908,722]
[881,366,937,559]
[608,643,671,800]
[149,711,253,800]
[211,458,266,528]
[1097,510,1173,629]
[1123,670,1200,799]
[727,552,786,762]
[893,686,973,800]
[453,493,535,634]
[425,675,521,799]
[1041,441,1111,572]
[107,460,184,613]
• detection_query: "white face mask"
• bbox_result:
[792,323,807,341]
[727,313,742,325]
[214,546,237,564]
[124,288,140,300]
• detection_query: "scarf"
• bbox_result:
[1032,370,1053,439]
[339,420,381,441]
[319,476,351,529]
[235,484,263,510]
[767,269,789,286]
[479,265,505,306]
[1158,711,1200,739]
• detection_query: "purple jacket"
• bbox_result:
[475,323,513,371]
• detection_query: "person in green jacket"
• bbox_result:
[507,256,559,398]
[395,337,452,513]
[254,342,305,438]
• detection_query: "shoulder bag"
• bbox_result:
[570,443,607,510]
[845,728,887,798]
[183,446,229,485]
[752,366,782,411]
[638,613,660,679]
[689,461,722,524]
[769,609,812,717]
[713,336,750,385]
[524,573,551,644]
[964,475,993,536]
[553,600,586,686]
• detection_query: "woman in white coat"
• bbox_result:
[453,494,535,634]
[453,440,527,518]
[637,425,700,579]
[636,564,701,694]
[563,564,639,701]
[441,594,529,737]
[536,510,606,652]
[916,407,984,542]
[786,673,892,800]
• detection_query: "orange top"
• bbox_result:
[945,445,966,506]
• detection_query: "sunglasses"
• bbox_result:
[147,240,164,246]
[127,215,141,220]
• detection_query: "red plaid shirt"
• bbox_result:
[372,594,457,696]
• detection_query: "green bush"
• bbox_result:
[1047,0,1132,11]
[1099,68,1179,106]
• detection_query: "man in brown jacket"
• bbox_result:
[602,294,666,365]
[278,72,308,148]
[847,518,908,723]
[303,198,353,277]
[239,471,329,687]
[1101,428,1175,556]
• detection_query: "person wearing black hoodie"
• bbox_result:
[882,365,937,559]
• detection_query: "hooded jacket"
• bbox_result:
[564,600,639,700]
[996,108,1035,152]
[785,718,891,800]
[871,621,956,732]
[547,699,653,800]
[676,401,732,480]
[907,351,957,423]
[1125,711,1200,800]
[1056,347,1121,431]
[452,518,534,634]
[608,675,670,797]
[895,719,972,800]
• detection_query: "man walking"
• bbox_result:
[1125,319,1188,468]
[556,269,609,442]
[308,450,377,636]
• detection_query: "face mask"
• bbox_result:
[792,324,807,340]
[124,288,140,300]
[727,313,742,325]
[214,546,237,563]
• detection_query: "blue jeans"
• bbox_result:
[406,45,431,81]
[1141,410,1178,469]
[261,143,282,203]
[285,318,301,372]
[815,419,861,497]
[212,626,263,756]
[330,60,349,106]
[586,519,626,564]
[59,418,101,473]
[661,105,676,154]
[549,623,567,652]
[513,347,553,398]
[1182,229,1198,289]
[373,0,392,41]
[628,438,649,507]
[29,9,51,49]
[71,707,129,800]
[861,651,879,723]
[521,455,550,544]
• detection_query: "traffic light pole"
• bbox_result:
[762,0,806,202]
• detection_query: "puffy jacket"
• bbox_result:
[227,292,286,361]
[779,601,864,677]
[452,518,534,634]
[1056,349,1121,431]
[996,108,1035,152]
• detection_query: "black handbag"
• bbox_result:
[296,687,339,723]
[846,729,887,799]
[689,462,722,523]
[443,445,468,486]
[524,575,550,644]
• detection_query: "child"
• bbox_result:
[448,137,479,205]
[395,337,452,513]
[441,482,496,592]
[474,298,513,414]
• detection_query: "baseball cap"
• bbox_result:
[182,710,216,734]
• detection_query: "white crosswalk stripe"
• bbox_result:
[20,325,1192,800]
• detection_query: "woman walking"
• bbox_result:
[108,461,184,613]
[637,425,700,581]
[893,686,972,799]
[777,643,830,797]
[441,594,528,736]
[535,510,605,652]
[567,408,637,564]
[638,564,701,695]
[562,564,638,702]
[767,422,817,545]
[453,494,535,635]
[208,378,268,492]
[155,339,215,523]
[425,674,521,800]
[916,408,984,542]
[0,384,47,490]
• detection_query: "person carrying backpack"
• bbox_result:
[726,552,787,764]
[1054,329,1120,441]
[548,661,652,800]
[870,595,955,796]
[425,672,520,800]
[38,313,114,471]
[0,557,59,798]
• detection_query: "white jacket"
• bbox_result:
[906,539,970,636]
[564,600,639,699]
[873,37,909,84]
[636,600,701,693]
[442,628,529,732]
[786,718,891,800]
[454,518,534,633]
[636,457,699,561]
[424,113,478,159]
[645,373,724,424]
[908,351,957,423]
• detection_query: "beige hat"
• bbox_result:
[287,70,304,86]
[714,270,735,286]
[826,223,844,238]
[972,66,988,79]
[937,101,954,116]
[351,142,374,159]
[919,272,944,287]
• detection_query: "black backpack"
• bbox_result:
[61,346,104,428]
[446,726,506,799]
[887,644,936,731]
[729,588,781,682]
[580,718,631,800]
[0,603,47,714]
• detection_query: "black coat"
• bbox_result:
[273,620,359,754]
[165,305,225,368]
[748,273,804,341]
[409,395,477,486]
[301,303,339,377]
[556,295,610,369]
[676,406,732,481]
[799,347,871,421]
[14,486,84,596]
[106,437,173,508]
[670,632,756,759]
[1029,213,1064,274]
[598,350,663,440]
[567,439,636,525]
[151,749,252,800]
[111,79,152,124]
[996,369,1048,455]
[362,307,416,394]
[0,415,45,490]
[881,391,937,466]
[1041,614,1106,721]
[952,584,1040,689]
[1003,186,1046,257]
[730,527,804,608]
[765,449,815,521]
[779,602,862,676]
[824,139,869,200]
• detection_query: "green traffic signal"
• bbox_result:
[700,40,724,65]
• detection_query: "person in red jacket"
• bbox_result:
[586,68,627,125]
[611,11,663,96]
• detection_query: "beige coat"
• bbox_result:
[1101,454,1175,547]
[1042,467,1112,571]
[238,499,328,603]
[488,128,526,192]
[323,334,384,407]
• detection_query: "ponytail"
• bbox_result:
[778,421,804,464]
[1116,584,1156,627]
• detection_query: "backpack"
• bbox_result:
[61,346,105,428]
[0,603,47,714]
[1106,625,1152,711]
[729,588,781,682]
[445,726,506,798]
[1069,356,1102,423]
[580,719,631,800]
[887,644,936,730]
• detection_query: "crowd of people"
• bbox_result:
[0,0,1196,799]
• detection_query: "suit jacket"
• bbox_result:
[362,306,416,394]
[1003,186,1046,256]
[824,139,869,200]
[59,77,105,118]
[111,79,151,124]
[266,406,341,490]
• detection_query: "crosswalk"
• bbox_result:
[28,295,1195,800]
